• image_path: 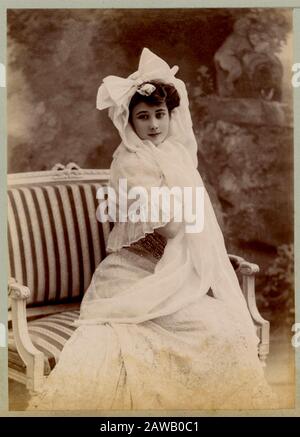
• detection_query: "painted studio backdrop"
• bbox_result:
[7,7,294,395]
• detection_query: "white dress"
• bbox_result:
[28,147,276,411]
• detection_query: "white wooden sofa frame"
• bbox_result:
[7,163,270,392]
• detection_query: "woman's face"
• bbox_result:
[130,102,170,146]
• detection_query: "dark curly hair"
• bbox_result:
[129,80,180,117]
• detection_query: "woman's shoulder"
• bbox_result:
[112,147,139,169]
[111,146,162,183]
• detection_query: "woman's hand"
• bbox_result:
[156,220,182,239]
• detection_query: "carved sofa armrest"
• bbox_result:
[228,255,270,366]
[8,278,45,391]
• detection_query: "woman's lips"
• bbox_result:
[148,133,161,137]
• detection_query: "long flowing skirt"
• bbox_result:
[28,243,276,411]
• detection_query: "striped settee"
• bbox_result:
[7,163,270,392]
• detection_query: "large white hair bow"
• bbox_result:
[96,48,198,164]
[96,48,179,111]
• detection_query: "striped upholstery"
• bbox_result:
[8,310,80,374]
[8,183,111,306]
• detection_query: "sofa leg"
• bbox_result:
[26,359,45,392]
[258,336,270,367]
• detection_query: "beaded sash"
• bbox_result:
[126,231,167,261]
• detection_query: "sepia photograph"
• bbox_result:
[5,7,295,412]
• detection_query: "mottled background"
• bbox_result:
[7,8,294,331]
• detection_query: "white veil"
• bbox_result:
[77,48,259,350]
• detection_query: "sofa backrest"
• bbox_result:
[7,164,111,307]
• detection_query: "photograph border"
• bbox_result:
[0,0,299,417]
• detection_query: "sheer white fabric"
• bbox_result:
[106,147,168,252]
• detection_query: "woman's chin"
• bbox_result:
[147,134,166,146]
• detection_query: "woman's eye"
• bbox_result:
[156,113,165,119]
[137,115,148,120]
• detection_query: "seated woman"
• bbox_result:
[28,48,276,410]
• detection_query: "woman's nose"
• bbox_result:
[149,117,159,130]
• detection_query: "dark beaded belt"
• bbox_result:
[126,230,167,260]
